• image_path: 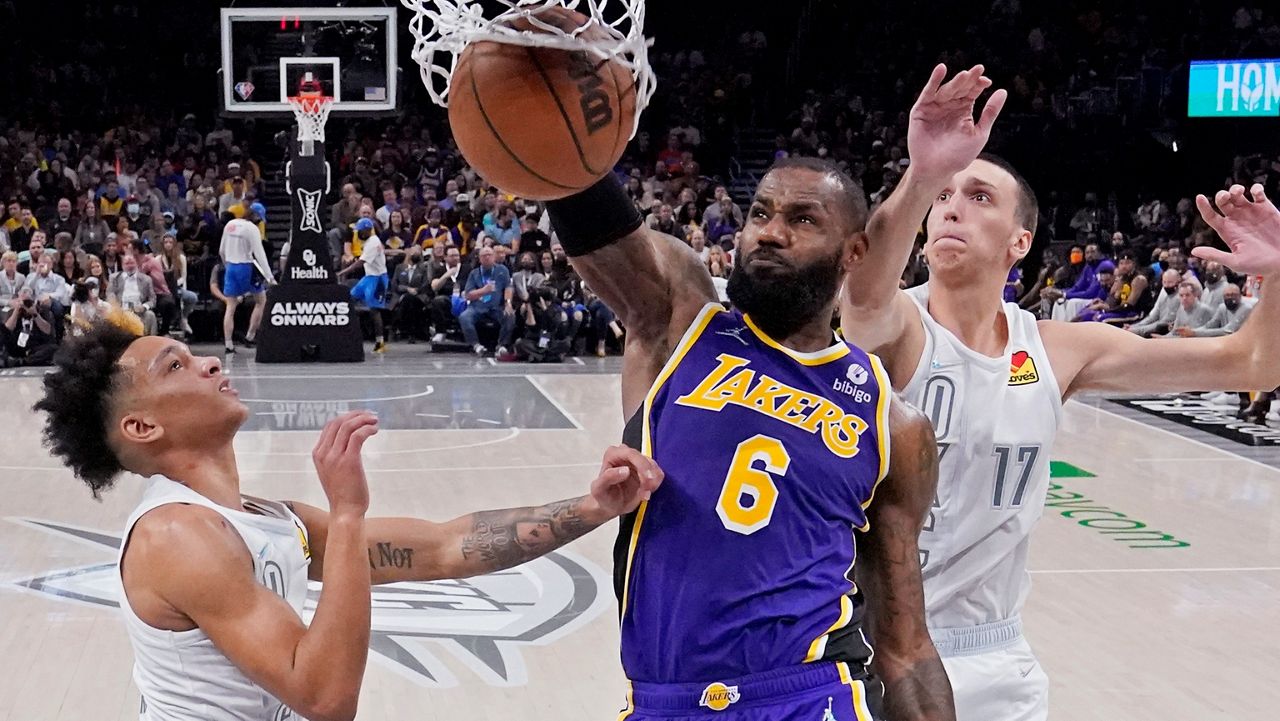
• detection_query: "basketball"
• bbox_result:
[447,7,637,200]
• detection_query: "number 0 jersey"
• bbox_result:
[616,303,891,684]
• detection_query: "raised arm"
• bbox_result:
[547,176,716,415]
[856,397,953,721]
[125,412,377,721]
[840,65,1004,380]
[290,445,663,584]
[1044,184,1280,396]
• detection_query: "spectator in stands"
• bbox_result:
[47,198,77,239]
[704,196,741,247]
[1157,282,1214,337]
[0,251,26,313]
[56,250,83,284]
[107,252,159,336]
[84,255,109,294]
[414,207,450,248]
[451,207,480,255]
[134,178,161,226]
[158,233,197,337]
[1127,269,1183,337]
[383,209,410,271]
[99,181,124,227]
[18,232,48,275]
[389,246,431,342]
[68,278,110,337]
[510,251,545,320]
[658,134,684,174]
[790,116,820,155]
[459,245,515,357]
[647,203,680,239]
[102,236,124,276]
[9,205,39,252]
[25,254,70,339]
[687,228,711,263]
[0,286,57,367]
[482,204,520,248]
[1044,244,1109,320]
[706,246,730,303]
[702,185,743,227]
[1183,284,1251,338]
[375,184,400,227]
[1135,194,1173,240]
[514,285,572,363]
[217,176,247,216]
[1199,261,1229,308]
[428,245,467,344]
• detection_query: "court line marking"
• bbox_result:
[241,386,434,404]
[0,460,599,475]
[1031,566,1280,575]
[1089,402,1280,474]
[226,373,595,379]
[525,375,586,430]
[1132,457,1260,463]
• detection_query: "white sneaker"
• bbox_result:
[496,345,510,358]
[1204,392,1233,406]
[182,321,194,335]
[472,344,486,356]
[432,332,446,344]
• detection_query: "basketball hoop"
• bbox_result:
[401,0,656,139]
[288,92,333,158]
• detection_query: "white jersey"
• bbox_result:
[902,284,1062,635]
[118,475,312,721]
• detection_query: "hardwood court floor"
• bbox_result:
[1,349,1278,720]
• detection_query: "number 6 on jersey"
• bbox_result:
[717,435,791,535]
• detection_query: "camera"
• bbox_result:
[22,298,34,309]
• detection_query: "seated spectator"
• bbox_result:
[18,232,49,275]
[158,234,197,337]
[1155,282,1214,337]
[1198,261,1229,308]
[704,197,741,247]
[510,251,545,318]
[706,246,730,303]
[658,134,685,174]
[1075,252,1151,324]
[375,184,401,227]
[483,205,520,248]
[68,278,111,336]
[514,286,572,363]
[0,287,57,367]
[646,203,681,239]
[84,255,110,293]
[0,251,26,313]
[1069,193,1103,241]
[389,246,432,342]
[9,206,40,252]
[75,201,111,257]
[218,176,248,216]
[99,181,125,227]
[1045,243,1109,320]
[136,243,179,336]
[1182,284,1252,338]
[702,185,743,227]
[428,245,468,343]
[56,249,84,284]
[459,245,515,356]
[414,207,450,248]
[1127,269,1183,337]
[102,236,125,276]
[47,198,78,239]
[688,228,711,263]
[108,252,159,336]
[518,215,552,257]
[25,255,71,334]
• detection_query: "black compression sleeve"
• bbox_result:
[545,174,643,257]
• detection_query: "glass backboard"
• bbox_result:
[220,7,398,114]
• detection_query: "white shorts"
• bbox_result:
[942,636,1048,721]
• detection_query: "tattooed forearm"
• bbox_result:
[458,496,597,572]
[882,658,955,721]
[367,541,415,571]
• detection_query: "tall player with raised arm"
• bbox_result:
[543,156,951,717]
[838,64,1280,721]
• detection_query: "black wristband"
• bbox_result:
[546,174,643,257]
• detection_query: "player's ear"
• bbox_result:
[1010,228,1033,264]
[119,412,164,447]
[842,231,869,271]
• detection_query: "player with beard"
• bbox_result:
[545,160,950,720]
[838,64,1280,721]
[34,316,663,721]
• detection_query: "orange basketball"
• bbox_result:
[447,7,637,200]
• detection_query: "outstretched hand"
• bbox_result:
[1193,183,1280,276]
[907,64,1008,182]
[588,444,664,518]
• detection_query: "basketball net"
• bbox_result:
[288,91,333,158]
[401,0,656,139]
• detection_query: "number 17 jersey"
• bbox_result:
[616,302,892,684]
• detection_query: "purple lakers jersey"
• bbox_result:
[616,302,892,684]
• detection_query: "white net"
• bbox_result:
[288,95,333,157]
[401,0,655,139]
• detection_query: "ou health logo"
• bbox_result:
[302,249,317,268]
[8,518,612,688]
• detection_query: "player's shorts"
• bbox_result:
[933,619,1048,721]
[618,662,882,721]
[351,273,389,309]
[222,262,264,297]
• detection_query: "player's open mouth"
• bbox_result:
[219,379,237,395]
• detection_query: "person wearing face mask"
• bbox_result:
[1197,260,1229,308]
[1126,268,1185,337]
[389,246,432,342]
[1182,283,1253,338]
[510,251,546,330]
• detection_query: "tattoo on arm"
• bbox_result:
[367,542,415,571]
[458,497,594,572]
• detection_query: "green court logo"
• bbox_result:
[1188,59,1280,117]
[1047,462,1190,549]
